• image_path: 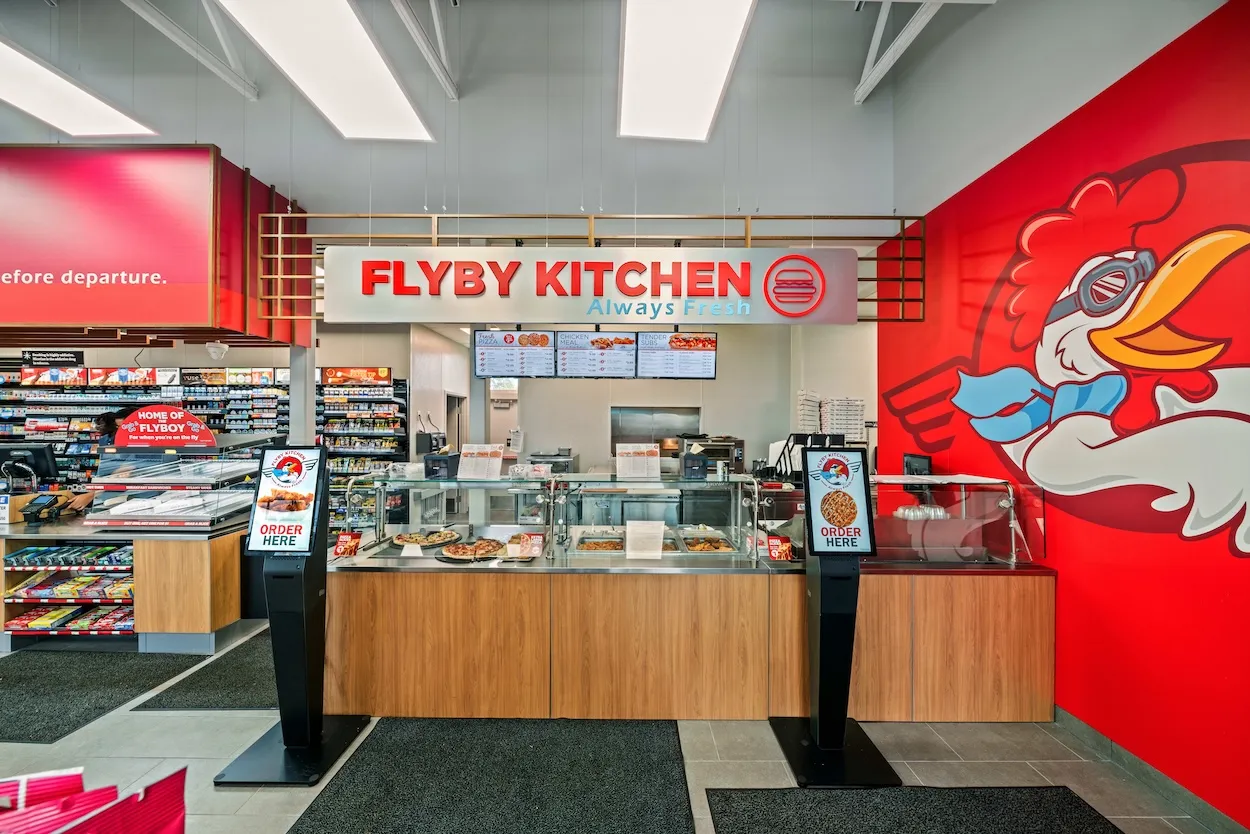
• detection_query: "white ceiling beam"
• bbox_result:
[117,0,258,101]
[428,0,449,68]
[391,0,458,101]
[200,0,243,73]
[855,1,942,104]
[861,0,891,81]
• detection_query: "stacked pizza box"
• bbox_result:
[796,390,822,433]
[820,397,866,443]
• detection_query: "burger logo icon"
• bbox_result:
[764,254,826,318]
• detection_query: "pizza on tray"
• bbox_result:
[441,538,506,559]
[394,530,460,547]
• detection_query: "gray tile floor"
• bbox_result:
[679,720,1213,834]
[0,636,1213,834]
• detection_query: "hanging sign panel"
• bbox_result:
[323,247,858,325]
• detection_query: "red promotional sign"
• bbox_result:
[320,367,391,385]
[0,147,214,327]
[88,368,158,387]
[114,405,216,447]
[19,367,86,386]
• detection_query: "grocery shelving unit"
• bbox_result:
[318,377,410,531]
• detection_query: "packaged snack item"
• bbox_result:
[6,570,58,596]
[6,606,81,630]
[65,606,118,630]
[51,576,96,597]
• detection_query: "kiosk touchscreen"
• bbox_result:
[216,447,369,787]
[770,447,900,788]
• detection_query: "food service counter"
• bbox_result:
[323,535,1055,723]
[1,517,248,654]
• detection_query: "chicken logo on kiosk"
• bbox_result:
[247,450,321,552]
[803,448,876,555]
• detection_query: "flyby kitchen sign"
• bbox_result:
[323,247,859,325]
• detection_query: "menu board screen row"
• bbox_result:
[473,331,717,379]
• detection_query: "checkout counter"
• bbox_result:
[321,471,1055,723]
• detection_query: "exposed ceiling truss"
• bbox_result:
[391,0,458,100]
[852,0,995,104]
[116,0,258,101]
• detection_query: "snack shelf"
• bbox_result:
[323,447,402,456]
[4,565,132,572]
[5,597,134,604]
[323,430,404,437]
[5,629,135,636]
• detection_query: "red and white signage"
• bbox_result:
[113,405,217,447]
[0,147,214,327]
[323,246,858,325]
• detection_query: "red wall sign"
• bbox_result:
[877,3,1250,825]
[114,405,216,447]
[0,146,216,327]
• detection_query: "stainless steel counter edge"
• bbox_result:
[0,519,250,542]
[328,553,772,575]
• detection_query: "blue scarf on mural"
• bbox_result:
[951,367,1128,443]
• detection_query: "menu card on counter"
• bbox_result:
[459,444,506,479]
[556,331,637,378]
[625,520,665,559]
[474,331,555,378]
[636,332,717,379]
[615,443,661,479]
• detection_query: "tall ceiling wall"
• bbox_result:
[890,0,1224,215]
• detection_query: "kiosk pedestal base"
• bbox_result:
[214,714,370,787]
[770,717,902,788]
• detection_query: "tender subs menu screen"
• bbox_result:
[473,331,555,378]
[556,332,637,378]
[636,332,717,379]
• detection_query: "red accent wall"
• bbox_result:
[877,2,1250,826]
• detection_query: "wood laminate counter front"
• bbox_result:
[324,556,1056,722]
[1,519,246,636]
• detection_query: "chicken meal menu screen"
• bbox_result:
[636,332,717,379]
[556,331,637,378]
[473,331,556,378]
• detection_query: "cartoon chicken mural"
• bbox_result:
[885,156,1250,555]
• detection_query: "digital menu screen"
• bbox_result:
[473,330,555,378]
[556,332,637,378]
[635,332,717,379]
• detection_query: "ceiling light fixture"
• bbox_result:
[618,0,756,141]
[216,0,432,141]
[0,35,154,136]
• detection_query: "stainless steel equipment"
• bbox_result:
[528,450,580,474]
[680,436,745,474]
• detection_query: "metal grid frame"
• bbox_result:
[257,213,925,323]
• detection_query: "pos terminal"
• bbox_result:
[216,447,369,787]
[769,447,900,788]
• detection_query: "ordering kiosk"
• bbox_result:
[770,447,900,788]
[216,446,368,787]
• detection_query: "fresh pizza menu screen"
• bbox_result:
[556,332,637,378]
[473,331,555,378]
[636,332,717,379]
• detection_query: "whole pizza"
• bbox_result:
[395,530,460,547]
[441,538,506,559]
[820,490,859,528]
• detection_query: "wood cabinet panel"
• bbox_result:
[912,575,1055,722]
[324,572,551,718]
[134,539,211,633]
[768,572,913,721]
[551,573,769,720]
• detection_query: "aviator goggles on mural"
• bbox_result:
[1044,249,1157,326]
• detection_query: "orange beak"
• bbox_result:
[1090,230,1250,370]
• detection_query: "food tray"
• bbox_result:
[393,530,461,548]
[438,538,507,561]
[679,528,736,552]
[574,535,625,553]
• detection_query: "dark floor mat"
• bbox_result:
[708,786,1120,834]
[0,649,202,743]
[290,719,696,834]
[137,630,276,710]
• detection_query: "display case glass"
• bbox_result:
[867,476,1043,564]
[83,435,272,529]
